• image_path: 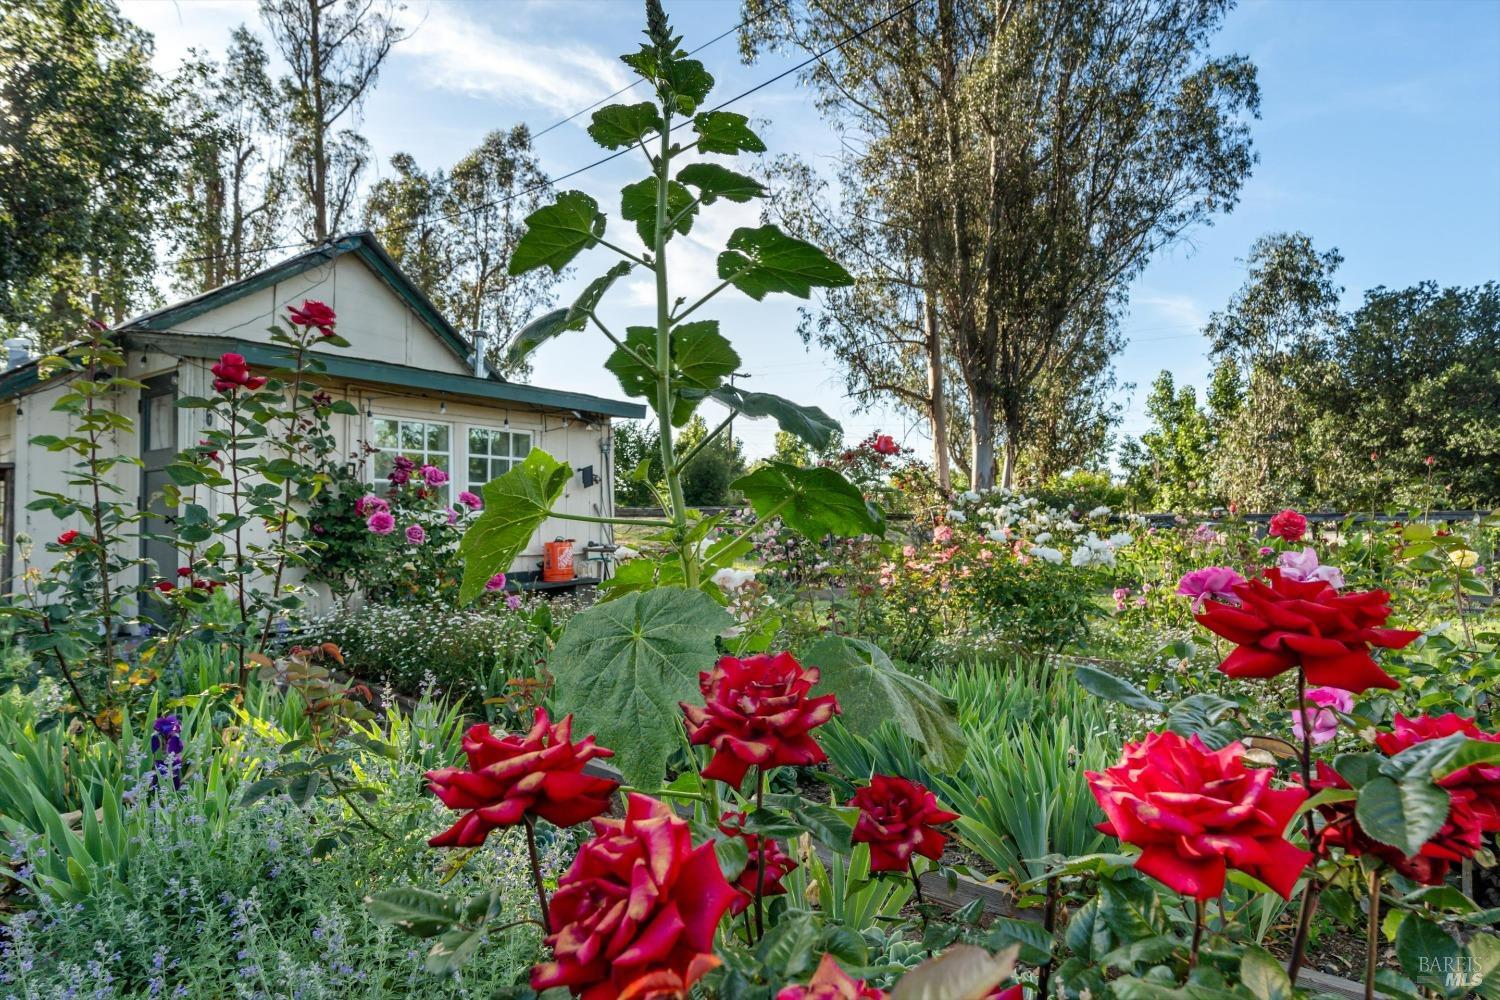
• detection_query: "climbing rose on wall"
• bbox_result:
[849,774,960,873]
[425,709,617,848]
[286,299,337,336]
[355,494,388,516]
[530,794,737,1000]
[1193,568,1421,692]
[458,490,483,509]
[681,652,840,787]
[1087,731,1311,900]
[366,511,395,535]
[1268,508,1308,542]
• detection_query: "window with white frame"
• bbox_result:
[369,417,452,496]
[467,426,533,491]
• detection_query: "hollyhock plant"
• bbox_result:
[1277,546,1344,589]
[1086,731,1312,900]
[1175,566,1245,612]
[366,511,395,535]
[1291,686,1354,746]
[286,299,336,336]
[1268,508,1308,542]
[775,954,887,1000]
[719,811,797,915]
[425,709,617,848]
[530,794,737,1000]
[681,652,840,787]
[849,774,960,873]
[1194,568,1421,692]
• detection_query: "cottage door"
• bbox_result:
[139,373,179,612]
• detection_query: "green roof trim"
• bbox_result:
[123,331,645,418]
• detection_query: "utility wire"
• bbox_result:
[163,0,922,272]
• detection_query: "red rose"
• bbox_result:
[849,774,959,873]
[987,989,1025,1000]
[531,794,738,1000]
[176,566,193,578]
[152,580,175,593]
[286,299,337,336]
[425,709,617,848]
[56,530,80,545]
[616,954,721,1000]
[776,954,887,1000]
[1087,731,1311,900]
[1268,508,1307,542]
[1376,713,1500,849]
[718,811,797,915]
[1194,568,1420,692]
[681,652,839,787]
[1305,762,1456,885]
[871,434,898,456]
[211,352,268,393]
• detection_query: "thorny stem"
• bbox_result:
[754,766,767,940]
[909,860,928,933]
[1038,875,1058,997]
[1287,666,1321,983]
[1365,867,1380,1000]
[525,816,552,934]
[228,395,249,689]
[256,336,311,652]
[82,338,116,725]
[1189,898,1205,969]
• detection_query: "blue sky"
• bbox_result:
[125,0,1500,461]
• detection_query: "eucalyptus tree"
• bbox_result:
[166,27,288,295]
[260,0,404,241]
[745,0,1259,488]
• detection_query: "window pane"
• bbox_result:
[372,452,395,480]
[372,419,398,449]
[469,426,489,455]
[428,423,449,451]
[489,457,506,480]
[469,457,487,484]
[399,422,424,450]
[512,432,531,456]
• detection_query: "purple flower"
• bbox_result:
[1175,566,1246,612]
[1258,546,1275,557]
[388,467,410,486]
[355,494,388,516]
[458,490,482,510]
[1112,586,1131,611]
[405,524,426,545]
[484,572,507,592]
[1277,546,1344,589]
[367,511,395,535]
[1291,686,1354,745]
[151,716,184,789]
[505,594,522,610]
[419,464,449,487]
[446,506,459,525]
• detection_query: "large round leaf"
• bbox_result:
[457,449,570,603]
[717,225,853,300]
[733,462,883,540]
[551,587,733,790]
[508,191,606,275]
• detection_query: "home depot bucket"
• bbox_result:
[542,538,575,582]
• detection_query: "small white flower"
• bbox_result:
[1088,505,1111,518]
[1108,532,1133,548]
[945,510,968,523]
[961,490,981,503]
[1031,545,1063,564]
[711,567,756,592]
[1033,531,1052,544]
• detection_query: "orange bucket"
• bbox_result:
[542,538,575,582]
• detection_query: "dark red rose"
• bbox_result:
[286,299,337,336]
[1376,714,1500,851]
[1268,508,1308,542]
[681,652,839,787]
[57,530,80,545]
[210,352,267,392]
[616,954,721,1000]
[775,954,887,1000]
[425,709,617,848]
[152,580,175,593]
[871,434,898,456]
[1194,568,1421,692]
[849,774,959,874]
[718,811,797,915]
[1306,762,1454,885]
[531,794,738,1000]
[176,566,193,578]
[1087,731,1311,900]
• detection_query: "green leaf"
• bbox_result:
[1073,664,1165,713]
[693,111,766,155]
[458,450,572,604]
[426,924,487,975]
[1237,945,1292,1000]
[701,385,841,450]
[713,833,750,882]
[717,225,853,300]
[805,636,965,772]
[1467,932,1500,999]
[507,262,633,364]
[1395,913,1463,997]
[676,162,765,204]
[365,888,462,938]
[587,101,663,148]
[733,462,882,540]
[508,191,606,275]
[604,321,740,424]
[620,177,696,246]
[1355,774,1452,856]
[766,793,855,852]
[550,588,733,789]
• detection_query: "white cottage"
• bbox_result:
[0,232,644,608]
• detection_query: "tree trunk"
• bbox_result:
[1000,433,1020,489]
[924,287,951,489]
[309,0,328,241]
[969,391,995,490]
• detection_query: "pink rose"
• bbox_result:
[1291,686,1354,745]
[366,511,395,535]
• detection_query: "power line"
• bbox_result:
[163,0,921,272]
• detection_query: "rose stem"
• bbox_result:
[1038,875,1058,997]
[523,816,551,934]
[1365,867,1381,1000]
[1287,666,1321,984]
[1189,898,1205,969]
[909,859,927,933]
[754,766,767,940]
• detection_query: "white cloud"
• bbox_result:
[396,3,632,116]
